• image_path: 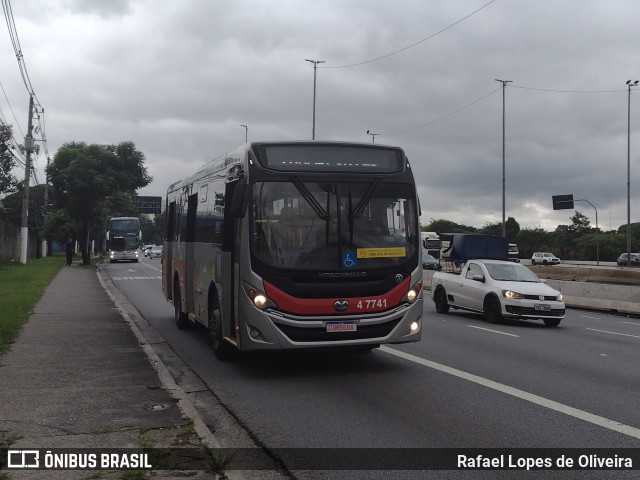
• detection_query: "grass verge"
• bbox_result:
[0,255,65,356]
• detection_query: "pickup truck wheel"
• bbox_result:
[543,318,561,327]
[434,288,450,313]
[484,296,503,324]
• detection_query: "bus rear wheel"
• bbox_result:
[209,300,235,361]
[174,283,189,330]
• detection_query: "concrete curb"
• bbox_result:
[96,263,247,480]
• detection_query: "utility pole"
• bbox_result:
[305,59,324,140]
[626,80,638,267]
[495,79,512,238]
[19,95,35,264]
[42,155,50,257]
[239,124,248,143]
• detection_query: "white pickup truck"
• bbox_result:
[431,259,565,327]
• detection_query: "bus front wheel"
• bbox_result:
[209,300,235,361]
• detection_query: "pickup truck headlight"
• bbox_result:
[502,289,524,299]
[556,293,564,302]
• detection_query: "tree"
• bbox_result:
[515,227,554,258]
[47,141,151,265]
[569,210,591,235]
[0,122,18,196]
[422,218,477,234]
[479,217,520,242]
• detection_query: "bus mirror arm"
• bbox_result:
[230,180,249,218]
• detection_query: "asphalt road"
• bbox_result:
[104,257,640,480]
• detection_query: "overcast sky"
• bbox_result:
[2,0,640,232]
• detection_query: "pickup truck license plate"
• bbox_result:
[534,304,551,311]
[326,322,357,332]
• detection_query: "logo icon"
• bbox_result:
[333,300,348,312]
[395,274,403,283]
[539,294,545,301]
[7,450,40,468]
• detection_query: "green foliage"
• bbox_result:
[515,227,555,258]
[422,218,477,234]
[0,255,64,356]
[0,122,18,196]
[569,210,591,235]
[0,184,48,233]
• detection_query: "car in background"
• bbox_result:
[616,253,640,267]
[508,243,520,263]
[148,245,163,259]
[143,245,154,257]
[531,252,561,265]
[422,253,442,270]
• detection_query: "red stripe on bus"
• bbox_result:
[263,278,411,315]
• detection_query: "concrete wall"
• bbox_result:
[0,219,38,261]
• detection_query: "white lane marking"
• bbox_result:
[586,328,640,340]
[580,315,601,320]
[112,276,161,281]
[379,346,640,440]
[623,321,640,327]
[467,325,519,337]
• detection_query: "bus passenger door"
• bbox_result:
[185,193,197,313]
[165,201,176,300]
[220,180,242,342]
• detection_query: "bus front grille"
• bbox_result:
[274,319,400,342]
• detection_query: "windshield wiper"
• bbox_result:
[290,176,328,220]
[350,179,380,219]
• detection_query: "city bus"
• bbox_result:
[106,216,141,263]
[163,141,424,359]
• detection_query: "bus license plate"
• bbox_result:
[534,304,551,311]
[326,322,357,332]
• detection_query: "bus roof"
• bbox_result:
[166,141,407,193]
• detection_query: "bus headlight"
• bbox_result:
[253,294,268,309]
[407,283,421,303]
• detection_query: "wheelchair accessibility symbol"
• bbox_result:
[342,250,356,269]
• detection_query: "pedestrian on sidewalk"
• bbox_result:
[65,236,75,266]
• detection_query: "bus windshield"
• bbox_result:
[250,180,418,270]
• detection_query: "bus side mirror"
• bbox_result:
[229,180,248,218]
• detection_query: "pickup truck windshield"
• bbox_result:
[484,263,541,282]
[251,180,418,270]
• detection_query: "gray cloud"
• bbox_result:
[2,0,639,232]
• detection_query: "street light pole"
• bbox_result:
[239,124,248,143]
[575,199,599,265]
[366,130,379,143]
[626,80,638,267]
[495,79,512,238]
[305,59,324,140]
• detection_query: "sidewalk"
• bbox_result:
[0,263,221,479]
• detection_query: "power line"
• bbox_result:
[323,0,497,69]
[0,80,25,137]
[511,84,626,94]
[2,0,40,103]
[381,86,502,138]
